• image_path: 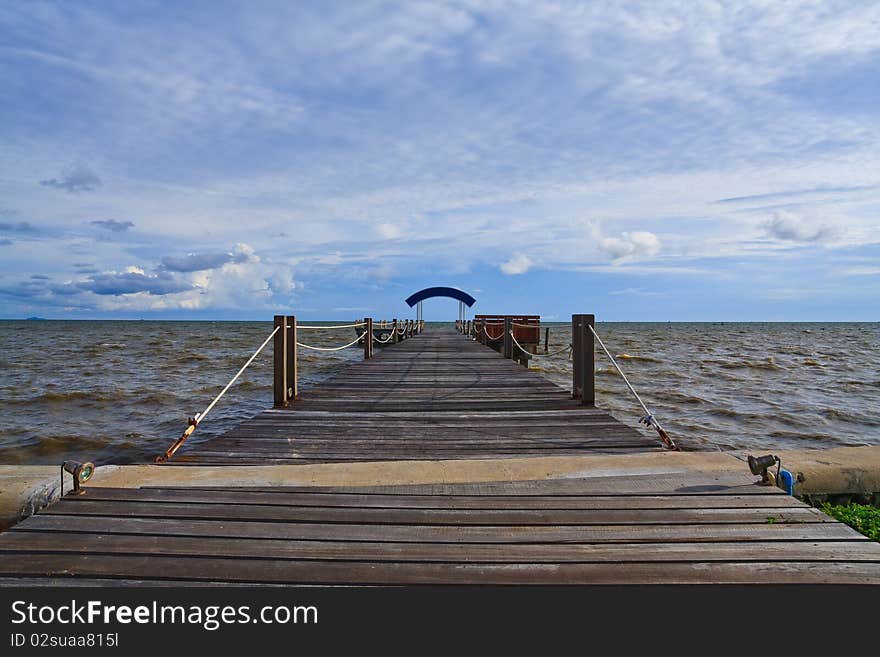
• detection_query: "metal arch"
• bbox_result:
[404,286,476,308]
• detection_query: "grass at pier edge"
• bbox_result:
[821,503,880,541]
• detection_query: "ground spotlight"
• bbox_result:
[747,453,780,484]
[61,460,95,495]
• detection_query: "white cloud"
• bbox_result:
[500,253,533,275]
[591,225,661,262]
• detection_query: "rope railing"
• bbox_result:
[156,315,422,463]
[156,325,280,463]
[297,322,367,330]
[480,323,504,340]
[508,330,572,359]
[297,332,365,352]
[588,324,677,451]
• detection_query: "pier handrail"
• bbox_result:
[156,324,281,463]
[156,314,422,463]
[484,324,504,340]
[373,331,395,344]
[508,330,572,359]
[297,322,367,330]
[296,333,365,352]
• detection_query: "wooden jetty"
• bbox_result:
[1,315,879,585]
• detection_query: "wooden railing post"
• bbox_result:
[544,327,550,353]
[503,316,513,359]
[364,317,373,359]
[273,315,289,408]
[392,318,398,344]
[571,314,595,405]
[286,315,298,401]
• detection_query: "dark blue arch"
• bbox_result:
[405,286,476,308]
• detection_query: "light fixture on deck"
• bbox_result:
[747,454,780,485]
[61,460,95,496]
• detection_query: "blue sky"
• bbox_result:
[1,1,878,321]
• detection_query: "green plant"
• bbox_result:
[820,503,880,541]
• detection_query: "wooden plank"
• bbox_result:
[2,533,878,564]
[77,488,808,509]
[12,514,864,543]
[41,500,829,525]
[1,554,878,584]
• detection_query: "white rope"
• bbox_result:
[588,324,675,449]
[482,323,504,340]
[296,332,365,352]
[196,325,280,426]
[587,325,650,417]
[297,322,366,330]
[373,331,395,344]
[509,330,572,359]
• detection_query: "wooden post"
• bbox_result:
[273,315,288,408]
[544,327,550,353]
[286,315,298,401]
[392,318,398,344]
[571,314,595,405]
[364,317,373,359]
[503,317,513,359]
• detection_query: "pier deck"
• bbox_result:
[173,328,659,465]
[2,328,879,585]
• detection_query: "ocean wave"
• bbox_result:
[30,390,120,404]
[614,353,661,363]
[173,353,210,363]
[720,357,783,371]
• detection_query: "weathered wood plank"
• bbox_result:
[41,500,829,525]
[1,554,878,584]
[12,514,864,543]
[2,533,877,564]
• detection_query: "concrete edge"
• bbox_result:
[2,446,878,531]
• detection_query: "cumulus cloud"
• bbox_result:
[90,219,134,232]
[592,226,661,262]
[500,253,533,275]
[765,210,836,242]
[39,165,102,193]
